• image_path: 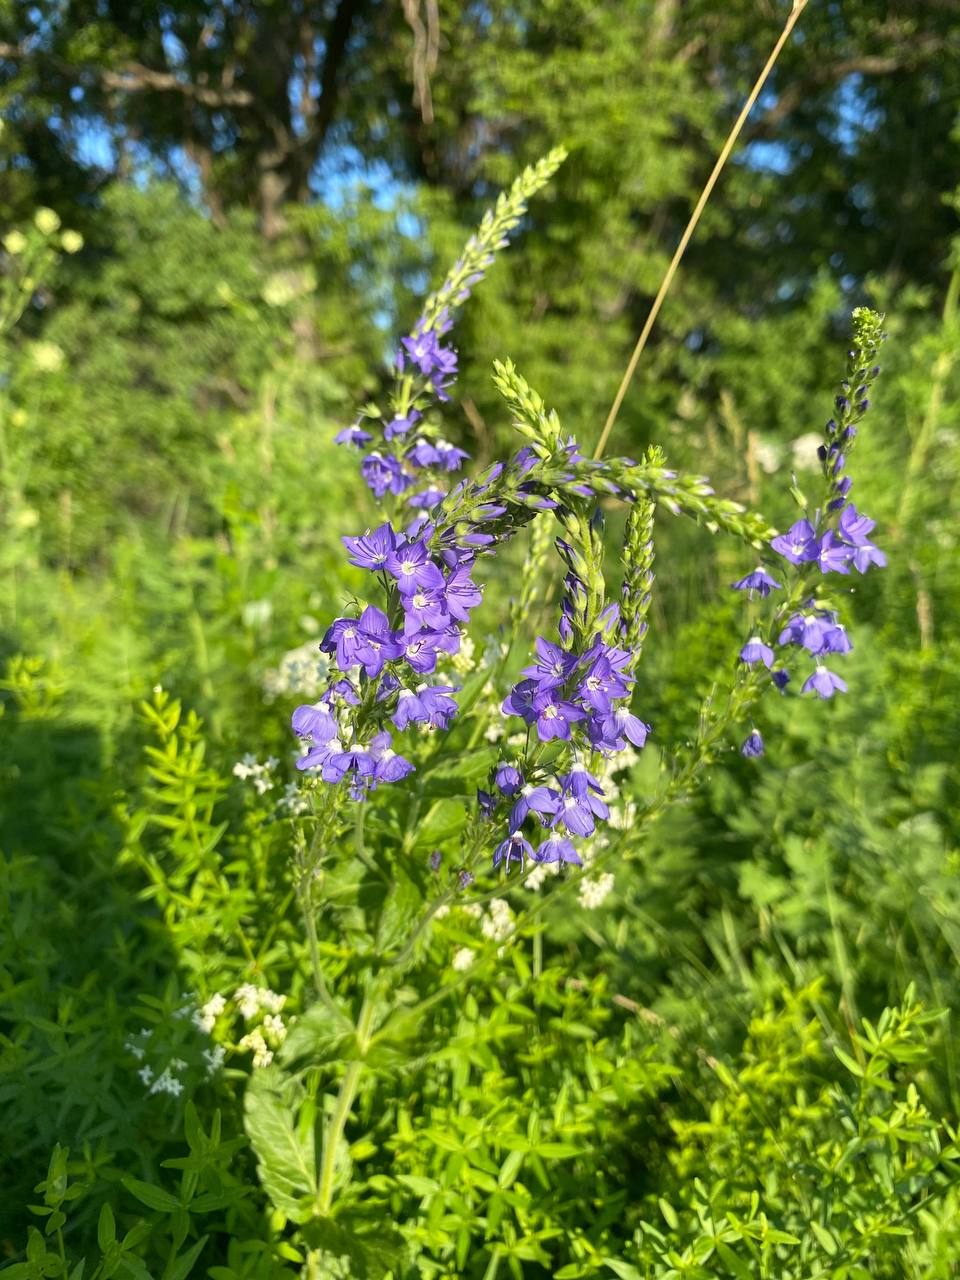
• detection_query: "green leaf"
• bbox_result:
[165,1236,208,1280]
[243,1067,317,1222]
[97,1204,116,1251]
[809,1222,837,1255]
[498,1149,525,1189]
[120,1177,180,1214]
[834,1047,864,1077]
[279,1001,356,1072]
[715,1243,753,1279]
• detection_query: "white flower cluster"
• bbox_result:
[481,897,514,943]
[125,1029,191,1097]
[192,992,226,1034]
[277,781,312,817]
[232,754,279,794]
[235,984,286,1020]
[234,985,288,1068]
[451,946,475,971]
[262,641,332,702]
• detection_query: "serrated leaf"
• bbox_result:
[243,1068,317,1222]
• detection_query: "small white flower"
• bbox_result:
[138,1065,154,1086]
[451,947,475,971]
[203,1044,226,1077]
[239,1029,273,1068]
[791,431,823,472]
[262,1013,287,1043]
[234,984,261,1019]
[482,898,513,943]
[579,873,615,910]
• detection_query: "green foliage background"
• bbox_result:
[1,0,959,1275]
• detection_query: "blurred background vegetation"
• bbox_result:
[1,0,960,1271]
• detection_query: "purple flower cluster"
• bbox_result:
[504,635,649,751]
[289,518,486,797]
[491,763,611,871]
[335,305,471,513]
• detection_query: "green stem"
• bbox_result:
[316,993,377,1215]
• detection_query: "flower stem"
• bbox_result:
[315,993,377,1215]
[593,0,809,460]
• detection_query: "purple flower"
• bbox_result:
[334,423,373,448]
[731,567,782,597]
[850,541,887,573]
[434,440,470,472]
[558,764,605,801]
[502,678,540,724]
[443,563,483,622]
[417,684,459,729]
[534,834,582,866]
[509,784,560,831]
[770,519,819,565]
[534,694,586,742]
[321,745,376,783]
[384,409,421,441]
[741,729,764,758]
[778,613,829,653]
[820,623,852,655]
[362,453,412,499]
[356,604,404,677]
[553,788,608,838]
[408,488,446,510]
[372,752,415,785]
[385,540,445,595]
[291,703,337,745]
[772,669,790,690]
[401,627,452,674]
[342,522,398,571]
[493,833,534,872]
[522,637,578,691]
[408,439,440,468]
[495,763,523,797]
[816,530,852,575]
[801,665,849,699]
[428,849,442,871]
[403,586,449,630]
[739,636,775,668]
[321,617,367,671]
[577,655,632,714]
[838,504,877,545]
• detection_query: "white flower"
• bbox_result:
[239,1029,273,1068]
[451,635,476,675]
[203,1045,226,1077]
[483,721,504,743]
[262,1013,287,1043]
[754,440,782,474]
[150,1066,184,1097]
[193,993,226,1034]
[234,984,261,1019]
[262,641,332,701]
[579,873,615,910]
[138,1065,154,1086]
[525,861,560,891]
[452,947,475,971]
[482,898,513,943]
[259,989,286,1015]
[433,903,451,919]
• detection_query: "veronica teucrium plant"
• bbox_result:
[249,151,889,1264]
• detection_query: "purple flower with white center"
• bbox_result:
[739,636,775,668]
[372,750,415,784]
[770,518,819,565]
[589,707,651,752]
[384,409,421,441]
[741,729,764,758]
[362,452,412,499]
[392,688,423,730]
[342,522,397,571]
[334,423,373,448]
[838,504,877,545]
[522,637,578,691]
[321,745,376,783]
[493,832,534,872]
[553,788,608,838]
[778,613,830,653]
[578,654,631,714]
[400,328,448,377]
[408,439,440,468]
[435,440,470,472]
[321,617,366,671]
[322,678,360,706]
[291,703,338,745]
[386,540,445,595]
[502,678,539,724]
[820,623,852,655]
[731,566,782,597]
[850,540,887,573]
[534,694,586,742]
[802,665,849,698]
[408,488,446,510]
[534,834,582,866]
[509,784,560,832]
[356,604,404,677]
[443,563,483,622]
[403,586,449,629]
[401,626,456,674]
[495,763,523,797]
[416,684,459,729]
[816,530,853,575]
[558,764,604,801]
